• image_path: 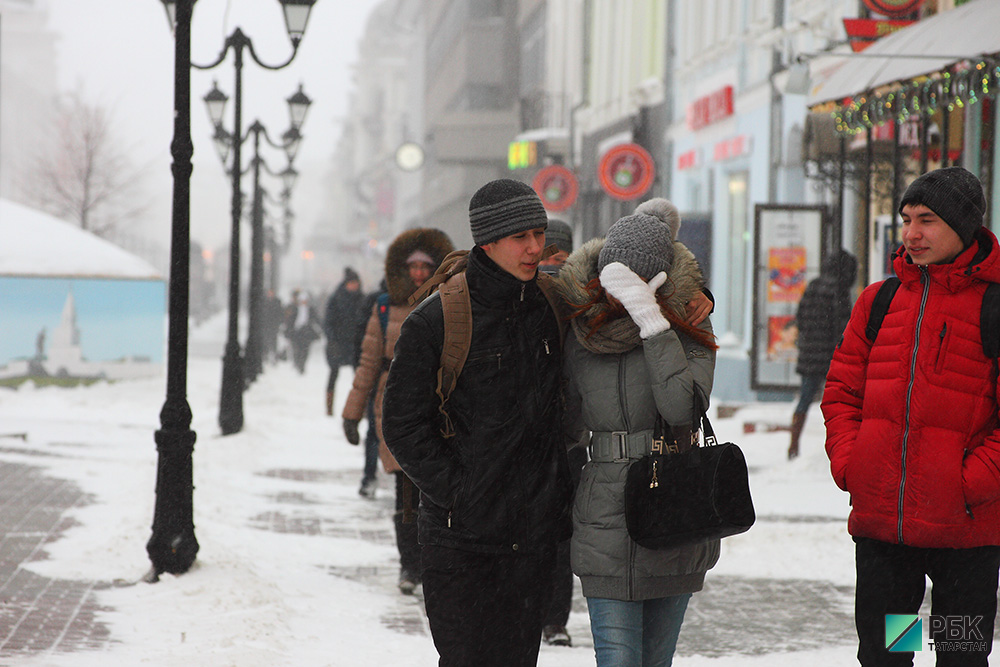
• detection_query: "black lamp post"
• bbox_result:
[241,118,308,383]
[189,0,317,435]
[147,0,198,580]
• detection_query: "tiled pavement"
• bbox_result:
[0,450,863,662]
[0,459,114,657]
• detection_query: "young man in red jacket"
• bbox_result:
[823,166,1000,667]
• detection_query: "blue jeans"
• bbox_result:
[794,374,826,415]
[587,594,691,667]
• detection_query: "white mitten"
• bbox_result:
[599,262,671,338]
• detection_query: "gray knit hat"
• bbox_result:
[598,213,674,281]
[898,166,986,247]
[469,179,549,246]
[544,218,574,253]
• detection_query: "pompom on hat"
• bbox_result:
[469,179,548,246]
[597,213,674,282]
[634,198,682,241]
[898,166,985,247]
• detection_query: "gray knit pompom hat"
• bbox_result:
[597,213,674,281]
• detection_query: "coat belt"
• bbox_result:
[588,429,655,462]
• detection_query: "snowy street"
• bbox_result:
[0,315,986,666]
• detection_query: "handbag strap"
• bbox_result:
[696,412,719,447]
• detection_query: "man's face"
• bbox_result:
[482,227,547,281]
[538,249,569,268]
[901,203,966,266]
[345,280,360,292]
[408,261,434,288]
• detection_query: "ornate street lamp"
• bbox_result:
[181,0,316,435]
[147,0,198,579]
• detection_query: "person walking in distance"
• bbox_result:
[341,228,453,590]
[382,179,574,666]
[786,249,857,459]
[823,167,1000,666]
[322,268,365,416]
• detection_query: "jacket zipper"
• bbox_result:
[617,353,636,597]
[898,268,929,543]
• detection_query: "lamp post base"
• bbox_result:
[146,425,199,576]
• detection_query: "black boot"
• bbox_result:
[788,412,807,460]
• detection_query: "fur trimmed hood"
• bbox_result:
[555,236,705,349]
[384,228,454,305]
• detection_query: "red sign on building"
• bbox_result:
[687,86,734,131]
[598,143,656,202]
[532,165,579,212]
[843,18,915,52]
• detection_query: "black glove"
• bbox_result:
[343,418,360,445]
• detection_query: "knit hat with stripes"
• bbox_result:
[469,179,548,246]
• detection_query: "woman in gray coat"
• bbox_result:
[556,199,718,666]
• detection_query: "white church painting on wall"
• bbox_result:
[0,199,166,383]
[0,278,165,381]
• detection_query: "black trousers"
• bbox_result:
[421,544,555,667]
[855,536,1000,667]
[393,471,420,577]
[543,446,587,628]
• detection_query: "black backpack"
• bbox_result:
[866,277,1000,362]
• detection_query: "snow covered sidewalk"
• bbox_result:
[0,317,972,665]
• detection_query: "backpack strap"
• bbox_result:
[866,277,901,343]
[537,272,567,346]
[436,272,472,439]
[981,283,1000,360]
[375,292,391,336]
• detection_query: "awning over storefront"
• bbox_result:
[808,0,1000,107]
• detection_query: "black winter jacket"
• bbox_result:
[795,249,857,378]
[382,246,573,554]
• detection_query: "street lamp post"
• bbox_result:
[191,1,316,435]
[242,119,307,383]
[147,0,198,579]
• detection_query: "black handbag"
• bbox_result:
[624,413,755,550]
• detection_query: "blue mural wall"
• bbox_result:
[0,277,166,365]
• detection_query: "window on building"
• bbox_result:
[727,171,749,339]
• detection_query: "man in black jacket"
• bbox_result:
[382,179,573,666]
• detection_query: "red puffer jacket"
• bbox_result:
[823,228,1000,548]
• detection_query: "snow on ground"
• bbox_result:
[0,312,980,665]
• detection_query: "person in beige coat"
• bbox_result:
[341,227,453,594]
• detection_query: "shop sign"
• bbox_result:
[862,0,923,18]
[508,141,538,170]
[532,165,578,212]
[598,143,656,201]
[713,135,751,162]
[676,149,700,171]
[687,85,734,131]
[843,18,914,52]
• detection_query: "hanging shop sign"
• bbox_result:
[862,0,923,18]
[687,85,734,131]
[532,164,578,212]
[598,143,655,201]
